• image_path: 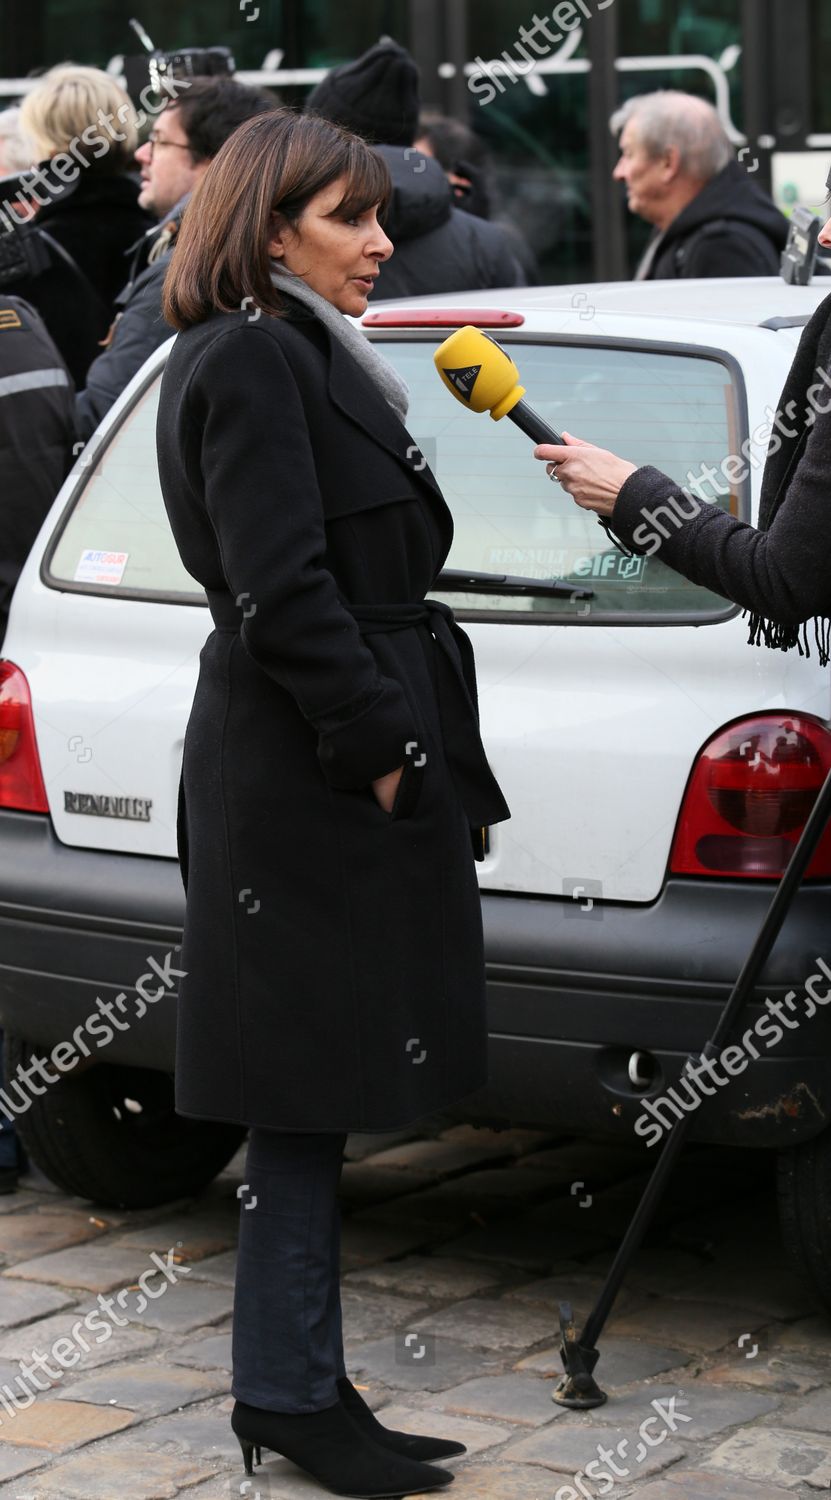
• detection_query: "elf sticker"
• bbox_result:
[74,549,129,585]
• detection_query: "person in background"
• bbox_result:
[415,110,539,283]
[533,190,831,663]
[305,40,525,299]
[0,292,75,1192]
[20,66,155,315]
[0,293,73,642]
[75,76,277,443]
[0,107,36,178]
[2,67,154,384]
[611,91,788,280]
[414,111,494,216]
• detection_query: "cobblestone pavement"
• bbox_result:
[0,1122,828,1499]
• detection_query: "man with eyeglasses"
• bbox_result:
[75,77,277,441]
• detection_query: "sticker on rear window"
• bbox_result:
[487,547,645,582]
[74,549,129,585]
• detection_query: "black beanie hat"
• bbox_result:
[305,40,420,147]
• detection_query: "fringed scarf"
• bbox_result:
[746,289,831,666]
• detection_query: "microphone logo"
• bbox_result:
[443,364,481,401]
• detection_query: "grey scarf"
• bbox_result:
[634,229,666,281]
[269,264,410,423]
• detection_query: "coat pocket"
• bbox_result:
[387,752,425,822]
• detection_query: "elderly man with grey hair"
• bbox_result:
[611,90,787,280]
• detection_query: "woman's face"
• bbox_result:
[268,175,393,316]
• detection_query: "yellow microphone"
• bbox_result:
[434,325,630,555]
[434,325,564,445]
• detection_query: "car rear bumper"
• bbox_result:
[0,810,829,1148]
[469,881,831,1147]
[0,811,185,1073]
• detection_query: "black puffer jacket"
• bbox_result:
[75,197,187,442]
[643,161,789,279]
[0,295,74,642]
[372,146,525,299]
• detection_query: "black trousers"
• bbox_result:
[231,1127,348,1412]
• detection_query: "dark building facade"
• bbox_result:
[2,0,829,283]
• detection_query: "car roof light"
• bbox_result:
[362,309,525,328]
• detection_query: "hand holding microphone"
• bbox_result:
[433,326,636,542]
[535,433,637,517]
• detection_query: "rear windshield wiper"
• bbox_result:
[435,568,594,601]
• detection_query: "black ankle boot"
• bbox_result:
[337,1375,467,1461]
[231,1396,456,1497]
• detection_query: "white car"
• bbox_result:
[2,276,831,1304]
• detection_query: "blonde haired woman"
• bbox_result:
[17,64,153,381]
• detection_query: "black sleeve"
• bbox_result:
[611,404,831,625]
[187,325,417,789]
[75,269,172,441]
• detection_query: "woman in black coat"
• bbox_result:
[533,238,831,662]
[156,110,509,1496]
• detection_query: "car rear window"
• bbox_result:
[378,335,745,621]
[46,336,745,622]
[47,374,202,600]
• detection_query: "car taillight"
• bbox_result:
[0,662,48,813]
[669,713,831,880]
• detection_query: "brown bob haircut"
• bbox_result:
[162,108,391,330]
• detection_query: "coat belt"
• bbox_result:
[205,590,510,833]
[346,598,510,832]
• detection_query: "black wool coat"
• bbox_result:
[155,295,510,1132]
